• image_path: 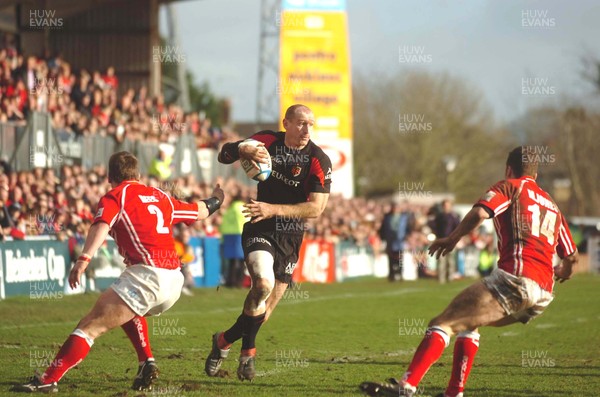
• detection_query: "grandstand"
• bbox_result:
[0,0,597,298]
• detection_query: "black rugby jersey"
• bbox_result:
[220,130,332,233]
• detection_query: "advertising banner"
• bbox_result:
[279,0,353,197]
[293,239,335,283]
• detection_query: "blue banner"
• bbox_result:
[187,237,221,288]
[1,237,224,299]
[0,240,69,299]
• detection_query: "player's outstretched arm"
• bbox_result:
[243,192,329,223]
[69,221,110,289]
[554,250,578,283]
[197,184,225,220]
[428,206,490,259]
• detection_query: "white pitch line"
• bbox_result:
[164,287,425,317]
[0,322,68,331]
[534,323,557,329]
[500,331,520,337]
[0,287,426,331]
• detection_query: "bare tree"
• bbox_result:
[353,69,508,202]
[559,108,600,216]
[507,105,600,216]
[580,53,600,94]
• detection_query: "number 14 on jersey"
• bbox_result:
[527,204,556,244]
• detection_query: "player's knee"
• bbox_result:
[76,318,106,340]
[251,277,274,302]
[427,318,455,337]
[428,318,473,337]
[428,316,444,328]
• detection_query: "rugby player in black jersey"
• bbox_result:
[204,104,332,381]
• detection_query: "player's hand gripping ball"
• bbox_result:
[239,139,272,182]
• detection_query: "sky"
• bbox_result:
[161,0,600,124]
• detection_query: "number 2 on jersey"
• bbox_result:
[148,205,169,234]
[527,204,556,244]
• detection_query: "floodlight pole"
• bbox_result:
[166,4,191,112]
[255,0,280,130]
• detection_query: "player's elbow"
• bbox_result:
[306,194,328,218]
[307,202,326,218]
[90,221,110,237]
[474,206,490,221]
[563,250,579,267]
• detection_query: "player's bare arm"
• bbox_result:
[197,184,225,219]
[428,206,490,259]
[69,221,110,289]
[242,192,329,223]
[554,250,579,283]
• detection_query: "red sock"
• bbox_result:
[241,348,256,357]
[403,326,450,387]
[41,329,93,384]
[218,333,232,350]
[121,316,153,364]
[445,331,479,397]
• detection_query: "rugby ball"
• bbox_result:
[239,139,272,182]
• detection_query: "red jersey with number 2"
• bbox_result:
[475,176,576,292]
[93,180,199,269]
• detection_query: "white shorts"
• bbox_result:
[111,265,184,316]
[482,268,554,324]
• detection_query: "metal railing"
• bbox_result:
[1,112,251,186]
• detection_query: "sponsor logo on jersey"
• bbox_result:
[291,165,302,177]
[138,195,160,203]
[95,207,104,218]
[284,262,297,274]
[483,191,496,202]
[272,170,301,187]
[325,167,332,180]
[246,237,272,247]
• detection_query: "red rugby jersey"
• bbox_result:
[93,180,198,269]
[475,176,576,292]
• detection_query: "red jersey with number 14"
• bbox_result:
[475,176,576,292]
[93,180,199,269]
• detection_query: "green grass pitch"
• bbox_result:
[1,275,599,396]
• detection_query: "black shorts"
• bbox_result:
[242,228,303,284]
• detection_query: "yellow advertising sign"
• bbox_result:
[279,2,353,196]
[279,10,352,140]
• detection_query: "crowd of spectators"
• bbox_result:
[0,41,498,280]
[0,41,238,148]
[0,160,501,285]
[0,163,494,265]
[0,164,234,241]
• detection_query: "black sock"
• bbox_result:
[223,312,249,344]
[241,313,266,351]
